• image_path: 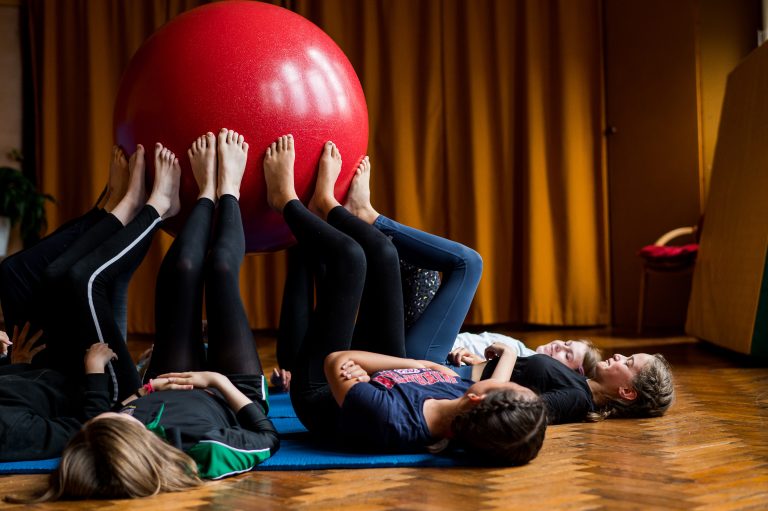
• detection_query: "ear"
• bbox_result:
[618,386,637,401]
[464,393,486,408]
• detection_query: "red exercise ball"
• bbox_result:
[114,1,368,252]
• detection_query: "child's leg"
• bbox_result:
[327,207,405,357]
[52,144,180,402]
[204,129,259,375]
[145,198,213,378]
[63,205,165,401]
[374,215,482,363]
[0,207,107,334]
[147,132,218,378]
[310,142,405,357]
[264,135,365,435]
[344,156,483,363]
[276,246,313,372]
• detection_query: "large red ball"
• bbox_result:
[114,1,368,252]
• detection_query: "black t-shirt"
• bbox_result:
[483,354,594,424]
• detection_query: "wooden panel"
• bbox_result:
[687,41,768,354]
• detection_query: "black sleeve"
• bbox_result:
[540,388,593,424]
[82,373,112,420]
[236,402,280,450]
[0,411,82,462]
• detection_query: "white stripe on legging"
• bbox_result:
[87,217,162,404]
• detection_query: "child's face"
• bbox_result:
[535,340,588,371]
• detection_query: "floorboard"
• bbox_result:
[1,328,766,510]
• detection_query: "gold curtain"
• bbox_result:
[27,0,607,332]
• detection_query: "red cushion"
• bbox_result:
[639,243,699,264]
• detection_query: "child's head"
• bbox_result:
[535,339,602,378]
[15,414,202,502]
[451,388,547,465]
[587,353,674,421]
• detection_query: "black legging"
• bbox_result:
[41,206,164,402]
[0,207,132,361]
[146,195,262,381]
[284,200,404,436]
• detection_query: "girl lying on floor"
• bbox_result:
[267,135,547,465]
[7,130,278,503]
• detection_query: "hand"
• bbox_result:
[270,367,291,392]
[447,347,485,366]
[340,360,370,383]
[10,323,46,364]
[484,342,509,360]
[156,371,222,390]
[0,330,10,357]
[84,343,117,373]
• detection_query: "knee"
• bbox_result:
[206,248,238,281]
[453,245,482,278]
[364,233,400,270]
[63,260,91,293]
[328,239,367,281]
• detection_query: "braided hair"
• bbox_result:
[450,389,547,465]
[586,353,674,422]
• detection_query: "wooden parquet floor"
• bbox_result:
[1,329,767,510]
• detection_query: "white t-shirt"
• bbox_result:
[451,332,536,359]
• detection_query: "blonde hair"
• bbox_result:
[5,417,202,503]
[575,339,602,379]
[586,353,674,422]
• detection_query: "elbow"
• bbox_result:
[324,351,351,377]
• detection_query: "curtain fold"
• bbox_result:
[26,0,607,332]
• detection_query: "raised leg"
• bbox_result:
[345,156,482,363]
[148,133,218,378]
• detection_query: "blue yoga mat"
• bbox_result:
[0,392,466,474]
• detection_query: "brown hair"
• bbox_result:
[576,339,602,379]
[586,353,674,422]
[5,417,202,503]
[450,390,547,465]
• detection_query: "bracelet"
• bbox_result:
[142,380,154,395]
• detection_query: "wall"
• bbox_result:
[0,0,21,169]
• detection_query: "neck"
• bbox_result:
[423,398,466,438]
[587,379,608,407]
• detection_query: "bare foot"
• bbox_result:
[263,134,298,213]
[103,146,129,211]
[188,132,217,201]
[146,143,181,219]
[217,128,249,199]
[110,145,147,225]
[308,141,342,218]
[343,156,380,224]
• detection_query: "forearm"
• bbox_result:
[210,373,252,413]
[327,350,426,375]
[489,351,518,382]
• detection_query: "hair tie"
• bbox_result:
[143,380,155,394]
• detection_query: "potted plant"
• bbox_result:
[0,166,54,255]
